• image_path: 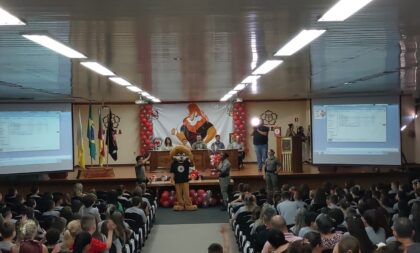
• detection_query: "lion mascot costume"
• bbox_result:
[170,145,197,211]
[171,103,217,145]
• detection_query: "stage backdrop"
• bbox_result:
[152,103,233,148]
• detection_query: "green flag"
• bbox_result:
[87,104,96,160]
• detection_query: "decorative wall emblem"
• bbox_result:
[260,110,278,125]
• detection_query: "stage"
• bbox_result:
[0,163,410,196]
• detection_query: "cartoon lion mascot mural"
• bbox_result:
[169,145,197,211]
[171,103,217,145]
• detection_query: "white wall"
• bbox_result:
[244,100,310,162]
[73,104,140,165]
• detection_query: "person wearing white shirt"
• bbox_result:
[228,135,245,168]
[160,137,173,151]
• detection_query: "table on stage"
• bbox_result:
[149,149,239,171]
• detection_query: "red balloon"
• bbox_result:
[189,189,196,197]
[239,124,244,129]
[161,200,170,208]
[196,196,204,206]
[197,189,206,195]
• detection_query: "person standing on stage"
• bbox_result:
[264,149,280,198]
[192,135,207,150]
[228,135,245,168]
[252,120,269,173]
[211,134,225,153]
[135,154,149,184]
[217,153,231,211]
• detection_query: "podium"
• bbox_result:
[276,137,302,173]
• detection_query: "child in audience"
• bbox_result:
[14,221,48,253]
[78,193,101,223]
[0,221,17,252]
[61,219,82,252]
[45,228,61,253]
[79,215,116,252]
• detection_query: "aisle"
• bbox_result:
[142,208,239,253]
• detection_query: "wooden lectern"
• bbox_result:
[276,137,302,173]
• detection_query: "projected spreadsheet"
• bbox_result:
[0,112,60,152]
[326,105,387,143]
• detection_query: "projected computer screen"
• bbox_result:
[312,97,401,165]
[0,104,73,174]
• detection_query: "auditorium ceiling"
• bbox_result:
[0,0,418,103]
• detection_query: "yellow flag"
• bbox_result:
[77,109,85,169]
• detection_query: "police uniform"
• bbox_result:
[218,158,231,203]
[264,156,279,195]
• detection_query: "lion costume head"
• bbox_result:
[170,145,194,165]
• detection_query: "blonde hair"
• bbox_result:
[21,220,37,240]
[74,183,84,197]
[63,220,82,250]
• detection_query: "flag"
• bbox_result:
[87,104,96,160]
[106,109,118,160]
[77,109,85,169]
[98,108,106,166]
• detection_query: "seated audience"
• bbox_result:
[298,211,318,238]
[333,235,360,253]
[42,199,60,217]
[363,209,386,244]
[125,196,147,223]
[251,205,277,235]
[45,228,61,253]
[393,217,420,253]
[316,213,342,250]
[14,221,48,253]
[0,221,16,252]
[61,219,82,252]
[303,231,323,253]
[288,240,312,253]
[78,193,101,223]
[266,230,289,253]
[276,191,299,226]
[345,214,376,253]
[80,215,115,252]
[261,215,302,253]
[232,194,257,220]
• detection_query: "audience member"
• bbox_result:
[333,234,360,253]
[345,214,377,253]
[303,232,323,253]
[277,191,299,226]
[316,213,342,250]
[0,221,17,252]
[393,217,420,253]
[78,193,101,223]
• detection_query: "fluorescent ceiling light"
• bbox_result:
[0,7,25,25]
[152,98,161,103]
[228,90,238,95]
[234,84,246,91]
[141,91,150,97]
[22,34,86,58]
[252,60,284,75]
[401,125,407,131]
[127,86,142,92]
[274,29,326,56]
[109,77,132,86]
[241,75,261,83]
[80,62,115,76]
[318,0,374,22]
[220,94,232,102]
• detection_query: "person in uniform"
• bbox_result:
[217,152,231,211]
[263,149,280,199]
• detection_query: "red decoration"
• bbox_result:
[232,102,247,153]
[139,105,155,154]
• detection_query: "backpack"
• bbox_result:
[19,240,43,253]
